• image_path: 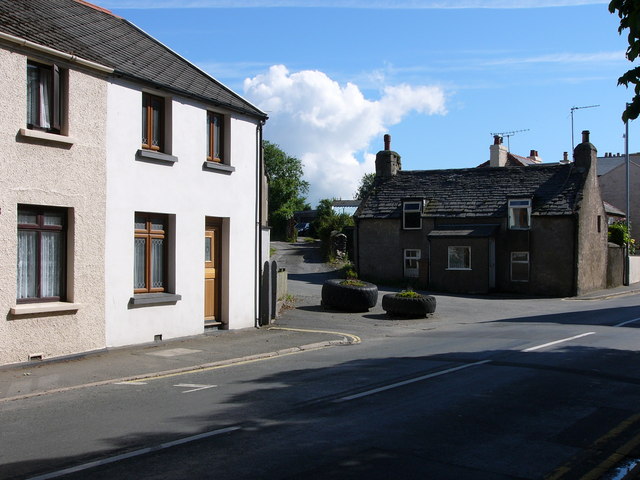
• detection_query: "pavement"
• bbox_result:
[1,236,639,405]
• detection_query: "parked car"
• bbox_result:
[295,222,310,235]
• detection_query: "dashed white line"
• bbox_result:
[522,332,595,352]
[334,360,492,403]
[27,426,241,480]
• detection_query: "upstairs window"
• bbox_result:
[508,199,531,230]
[142,93,165,152]
[17,205,67,302]
[27,61,63,134]
[207,112,225,163]
[134,212,168,293]
[403,201,422,230]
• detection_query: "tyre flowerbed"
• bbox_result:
[321,279,378,312]
[381,293,436,318]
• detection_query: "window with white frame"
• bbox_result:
[17,205,67,302]
[403,201,422,229]
[27,61,64,134]
[508,199,531,230]
[511,251,529,282]
[404,249,421,277]
[448,246,471,270]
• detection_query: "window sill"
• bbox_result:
[18,128,76,146]
[130,293,182,307]
[136,149,178,165]
[446,268,472,271]
[203,161,235,174]
[10,301,81,316]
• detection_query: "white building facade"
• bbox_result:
[104,79,266,347]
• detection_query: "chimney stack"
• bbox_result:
[489,135,508,167]
[573,130,597,171]
[528,149,542,164]
[375,134,401,178]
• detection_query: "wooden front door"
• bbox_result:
[204,225,220,326]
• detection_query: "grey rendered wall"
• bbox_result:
[0,48,107,365]
[599,161,640,242]
[574,142,608,295]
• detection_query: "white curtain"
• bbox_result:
[40,232,61,297]
[17,231,37,299]
[26,65,51,129]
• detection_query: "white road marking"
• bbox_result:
[334,360,492,403]
[522,332,595,352]
[26,426,241,480]
[113,381,147,385]
[174,383,217,393]
[614,317,640,327]
[146,348,202,357]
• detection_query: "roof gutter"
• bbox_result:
[0,31,114,74]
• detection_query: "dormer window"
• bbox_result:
[403,200,423,230]
[508,199,531,230]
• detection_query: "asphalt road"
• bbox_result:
[2,240,640,479]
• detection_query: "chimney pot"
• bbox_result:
[493,135,502,145]
[581,130,590,143]
[384,134,391,151]
[563,152,569,162]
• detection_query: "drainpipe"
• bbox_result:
[255,120,265,327]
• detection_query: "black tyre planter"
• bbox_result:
[382,293,436,318]
[321,279,378,312]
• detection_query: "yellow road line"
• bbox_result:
[545,413,640,480]
[118,328,360,384]
[267,326,361,345]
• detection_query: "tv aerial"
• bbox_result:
[570,105,599,151]
[489,129,530,151]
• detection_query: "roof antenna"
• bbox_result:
[489,129,529,152]
[570,105,599,152]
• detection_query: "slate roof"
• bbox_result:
[356,164,586,220]
[476,152,540,168]
[0,0,267,119]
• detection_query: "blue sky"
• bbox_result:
[102,0,636,206]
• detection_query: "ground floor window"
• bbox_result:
[448,246,471,270]
[17,205,67,302]
[134,212,168,293]
[511,251,529,282]
[404,249,421,277]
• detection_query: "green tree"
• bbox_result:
[312,198,354,259]
[610,0,640,121]
[264,141,309,240]
[354,172,376,200]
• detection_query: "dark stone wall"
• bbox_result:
[429,237,490,294]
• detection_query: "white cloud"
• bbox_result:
[243,65,446,205]
[102,0,606,8]
[483,51,626,66]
